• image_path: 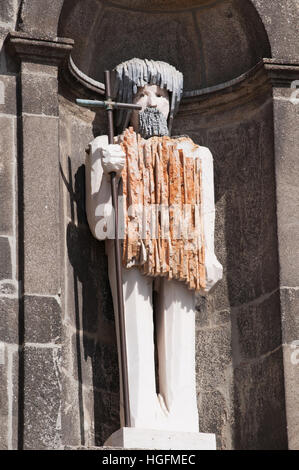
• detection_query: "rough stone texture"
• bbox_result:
[22,115,60,295]
[0,116,15,235]
[234,349,288,450]
[59,0,270,92]
[273,91,299,288]
[17,0,64,38]
[23,295,62,344]
[231,290,282,361]
[280,288,299,344]
[21,72,58,116]
[0,344,9,449]
[59,101,119,446]
[0,74,17,115]
[0,344,18,450]
[0,281,17,296]
[0,0,20,25]
[282,344,299,450]
[0,298,18,344]
[0,237,12,280]
[251,0,299,61]
[23,345,62,450]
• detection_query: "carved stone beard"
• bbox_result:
[138,107,169,139]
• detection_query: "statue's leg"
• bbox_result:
[155,278,199,432]
[106,241,160,429]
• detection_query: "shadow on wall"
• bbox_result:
[61,156,120,446]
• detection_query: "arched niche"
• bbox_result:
[58,0,271,93]
[56,0,288,450]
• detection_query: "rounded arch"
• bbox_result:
[58,0,271,93]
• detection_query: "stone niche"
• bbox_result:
[57,0,287,450]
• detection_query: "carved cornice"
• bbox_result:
[262,58,299,87]
[7,32,74,66]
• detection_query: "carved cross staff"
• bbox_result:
[76,70,141,428]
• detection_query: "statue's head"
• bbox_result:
[112,58,183,137]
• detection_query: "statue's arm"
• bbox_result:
[199,147,223,294]
[85,135,125,240]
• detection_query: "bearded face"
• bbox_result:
[138,107,169,139]
[130,84,170,138]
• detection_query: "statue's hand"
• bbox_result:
[101,144,126,176]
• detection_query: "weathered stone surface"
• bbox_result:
[0,345,18,450]
[93,389,120,446]
[0,74,17,115]
[23,345,62,450]
[24,295,62,344]
[17,0,64,38]
[197,387,233,450]
[0,298,18,344]
[0,0,19,25]
[232,290,281,361]
[0,344,8,449]
[22,115,60,295]
[280,288,299,344]
[234,349,287,450]
[59,0,270,92]
[21,62,58,76]
[82,337,119,394]
[196,324,232,391]
[282,344,299,450]
[0,237,12,280]
[0,281,17,296]
[204,101,278,308]
[0,116,15,235]
[251,0,299,61]
[21,72,58,116]
[273,96,299,287]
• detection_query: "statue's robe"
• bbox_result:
[119,128,206,291]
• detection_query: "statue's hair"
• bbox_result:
[112,58,183,135]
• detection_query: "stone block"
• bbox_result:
[0,74,17,115]
[0,237,12,280]
[234,349,288,450]
[0,344,8,449]
[18,0,64,38]
[203,103,278,308]
[196,324,232,391]
[0,344,18,450]
[0,0,19,25]
[0,116,15,235]
[280,288,299,344]
[0,298,18,344]
[23,345,62,450]
[21,72,58,116]
[0,281,17,296]
[22,115,60,295]
[251,0,299,61]
[198,388,233,450]
[273,98,299,287]
[282,344,299,450]
[93,389,120,446]
[232,290,281,361]
[24,295,62,344]
[82,337,119,394]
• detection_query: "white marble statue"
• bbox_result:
[85,58,222,436]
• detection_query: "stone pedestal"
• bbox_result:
[104,427,216,450]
